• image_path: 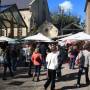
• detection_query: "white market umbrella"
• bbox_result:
[23,33,53,42]
[0,36,16,42]
[60,32,90,41]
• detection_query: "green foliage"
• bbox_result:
[51,12,81,29]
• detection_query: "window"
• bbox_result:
[45,28,48,32]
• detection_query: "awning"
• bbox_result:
[0,4,27,29]
[60,32,90,41]
[23,33,53,42]
[0,36,15,42]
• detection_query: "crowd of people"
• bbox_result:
[0,41,90,90]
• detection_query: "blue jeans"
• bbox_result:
[69,58,75,69]
[34,65,41,76]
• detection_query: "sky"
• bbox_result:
[48,0,86,21]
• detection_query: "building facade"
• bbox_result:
[1,0,50,37]
[85,0,90,34]
[37,21,58,38]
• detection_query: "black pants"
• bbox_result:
[77,67,89,85]
[69,58,75,69]
[44,69,56,90]
[12,58,17,71]
[3,63,13,79]
[28,61,32,76]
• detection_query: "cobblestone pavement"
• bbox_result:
[0,64,90,90]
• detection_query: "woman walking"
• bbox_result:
[31,48,42,82]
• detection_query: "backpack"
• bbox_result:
[36,55,42,64]
[79,51,85,68]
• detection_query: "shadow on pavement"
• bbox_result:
[8,81,24,86]
[0,67,29,78]
[14,74,30,79]
[57,72,84,82]
[56,83,90,90]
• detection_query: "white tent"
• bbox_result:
[23,33,53,42]
[60,32,90,41]
[0,36,16,42]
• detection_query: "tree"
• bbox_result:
[80,20,85,29]
[51,12,81,34]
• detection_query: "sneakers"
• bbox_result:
[32,77,35,81]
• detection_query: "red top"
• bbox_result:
[31,52,42,65]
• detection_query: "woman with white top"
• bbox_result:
[44,43,59,90]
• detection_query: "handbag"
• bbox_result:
[75,51,85,68]
[36,55,42,64]
[79,51,85,68]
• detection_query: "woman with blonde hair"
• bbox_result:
[31,48,42,82]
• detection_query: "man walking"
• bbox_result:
[75,44,90,87]
[44,43,59,90]
[3,45,14,80]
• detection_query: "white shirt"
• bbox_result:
[46,51,59,70]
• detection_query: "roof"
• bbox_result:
[39,20,58,29]
[1,0,35,10]
[0,4,27,29]
[0,5,11,12]
[29,21,58,37]
[52,33,72,40]
[62,23,84,31]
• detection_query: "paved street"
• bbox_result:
[0,64,90,90]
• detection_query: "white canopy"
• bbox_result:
[60,32,90,41]
[23,33,53,42]
[0,36,16,42]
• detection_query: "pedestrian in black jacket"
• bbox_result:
[2,45,14,80]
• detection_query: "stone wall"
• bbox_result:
[85,0,90,34]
